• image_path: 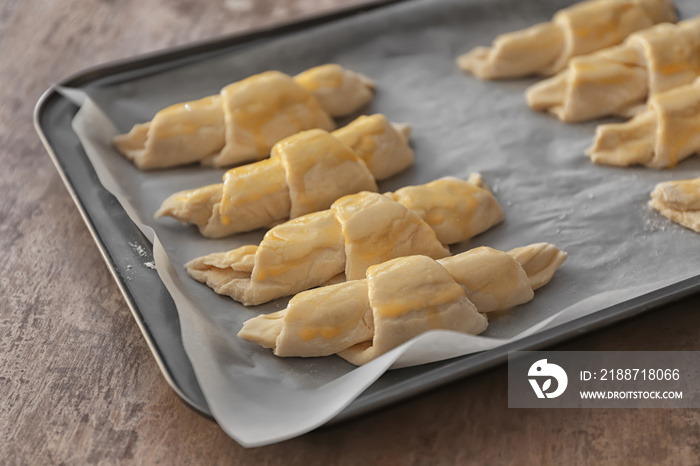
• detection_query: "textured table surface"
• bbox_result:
[2,0,700,463]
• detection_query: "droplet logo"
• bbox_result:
[528,359,568,399]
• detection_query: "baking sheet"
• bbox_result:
[59,0,700,446]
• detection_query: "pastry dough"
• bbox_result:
[294,64,375,117]
[457,0,675,80]
[649,177,700,232]
[186,176,504,305]
[238,243,567,364]
[387,175,505,245]
[155,114,413,238]
[527,16,700,122]
[113,65,375,169]
[588,78,700,168]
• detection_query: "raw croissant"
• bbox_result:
[588,78,700,168]
[238,243,567,365]
[186,175,504,306]
[650,177,700,233]
[155,114,413,238]
[113,64,375,169]
[527,16,700,122]
[457,0,675,80]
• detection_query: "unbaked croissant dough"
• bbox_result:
[113,64,375,169]
[186,175,504,306]
[457,0,675,80]
[588,78,700,168]
[155,114,413,238]
[294,64,375,117]
[649,177,700,232]
[527,16,700,122]
[238,243,567,365]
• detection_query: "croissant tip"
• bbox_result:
[466,172,484,187]
[392,122,412,139]
[456,48,489,76]
[455,54,470,71]
[505,242,567,290]
[358,73,376,91]
[585,145,599,162]
[154,193,184,219]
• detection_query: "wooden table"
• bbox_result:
[3,0,699,463]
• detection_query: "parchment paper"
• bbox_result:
[66,0,700,446]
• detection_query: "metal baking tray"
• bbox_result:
[35,0,700,423]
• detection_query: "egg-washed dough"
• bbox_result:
[185,175,505,306]
[650,178,700,232]
[527,16,700,123]
[588,78,700,168]
[238,243,567,365]
[155,114,413,238]
[457,0,675,80]
[113,64,375,170]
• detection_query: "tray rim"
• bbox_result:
[35,87,214,417]
[33,0,700,428]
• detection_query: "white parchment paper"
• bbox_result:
[66,0,700,446]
